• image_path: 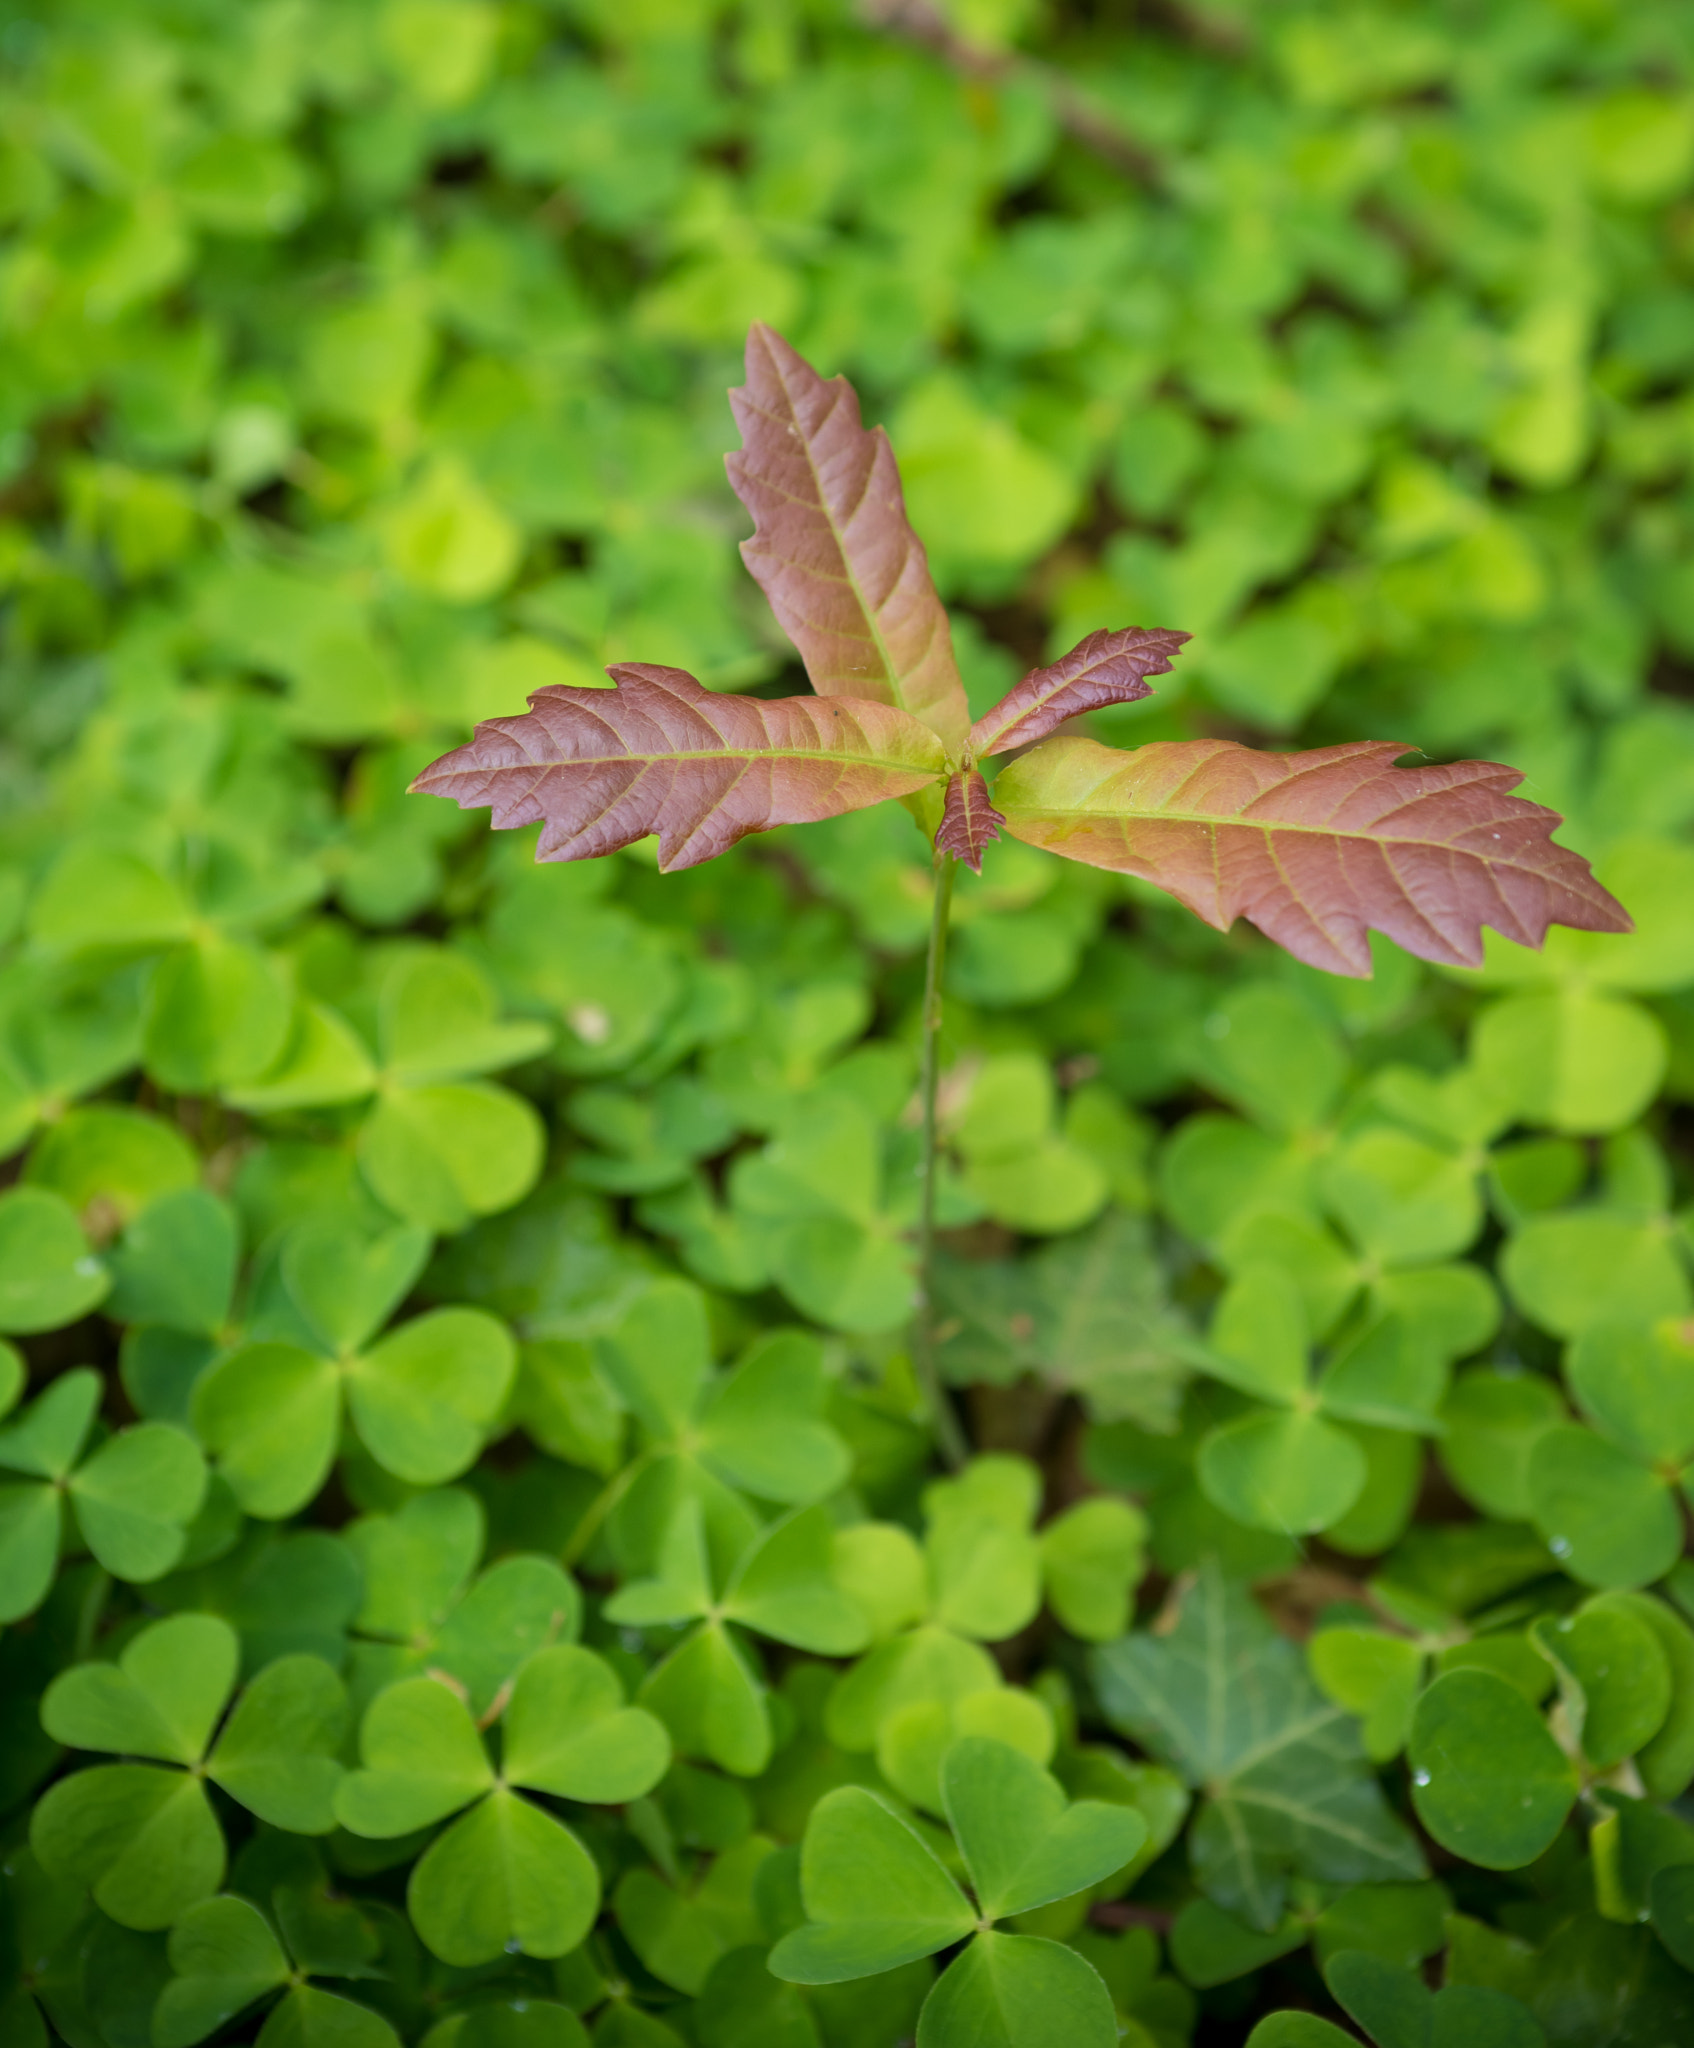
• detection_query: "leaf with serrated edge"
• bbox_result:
[969,627,1189,759]
[935,770,1005,874]
[994,736,1630,977]
[412,664,947,873]
[726,323,970,752]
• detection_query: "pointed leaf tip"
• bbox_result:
[994,735,1632,978]
[726,326,970,752]
[409,664,948,872]
[935,769,1005,874]
[970,626,1189,759]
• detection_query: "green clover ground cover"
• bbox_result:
[5,0,1694,2041]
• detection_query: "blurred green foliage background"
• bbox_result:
[6,0,1694,2043]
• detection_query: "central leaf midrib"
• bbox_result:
[1010,797,1539,857]
[753,366,906,707]
[438,747,935,775]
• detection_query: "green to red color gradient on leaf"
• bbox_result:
[412,662,947,872]
[966,626,1190,759]
[936,769,1006,874]
[413,329,1627,979]
[994,737,1631,977]
[727,321,972,754]
[6,5,1688,2039]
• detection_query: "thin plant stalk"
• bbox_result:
[914,846,969,1471]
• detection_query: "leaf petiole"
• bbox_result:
[915,848,968,1472]
[561,1446,654,1570]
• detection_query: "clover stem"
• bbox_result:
[915,846,968,1472]
[561,1448,651,1569]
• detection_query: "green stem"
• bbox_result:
[561,1448,652,1570]
[915,848,968,1471]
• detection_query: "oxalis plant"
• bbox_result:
[415,321,1630,1481]
[404,326,1640,2043]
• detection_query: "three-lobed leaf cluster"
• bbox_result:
[770,1739,1147,2048]
[3,0,1689,2032]
[415,328,1628,981]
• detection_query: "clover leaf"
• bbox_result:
[1438,1367,1565,1521]
[1161,1046,1508,1359]
[1189,1264,1451,1538]
[1609,1590,1694,1801]
[915,1932,1119,2048]
[333,1648,669,1965]
[1408,1668,1579,1870]
[1325,1946,1547,2048]
[104,1186,240,1337]
[825,1620,1052,1817]
[948,1052,1109,1237]
[344,1485,582,1716]
[612,1832,774,1998]
[1308,1593,1555,1767]
[424,2001,591,2048]
[1319,1122,1484,1270]
[0,961,141,1163]
[726,1093,917,1335]
[918,1456,1045,1641]
[353,952,552,1232]
[31,1614,347,1927]
[0,1188,109,1335]
[1502,1210,1690,1341]
[1245,2017,1359,2046]
[1506,1316,1694,1590]
[0,1366,206,1621]
[153,1891,400,2048]
[28,838,322,1101]
[1526,1416,1685,1592]
[608,1498,868,1776]
[566,1074,737,1196]
[141,1521,361,1682]
[193,1225,515,1514]
[940,1736,1147,1921]
[231,949,550,1231]
[595,1279,852,1574]
[835,1455,1145,1656]
[24,1103,199,1228]
[825,1465,1153,1815]
[770,1739,1141,2048]
[1037,1497,1148,1643]
[1309,1629,1429,1766]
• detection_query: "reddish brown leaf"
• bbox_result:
[994,735,1631,978]
[725,323,971,755]
[935,770,1006,875]
[969,626,1190,760]
[410,663,948,873]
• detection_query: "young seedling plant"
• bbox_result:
[413,322,1630,1473]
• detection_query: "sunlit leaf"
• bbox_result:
[968,628,1188,759]
[413,664,947,873]
[935,770,1004,874]
[994,737,1630,977]
[725,323,970,752]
